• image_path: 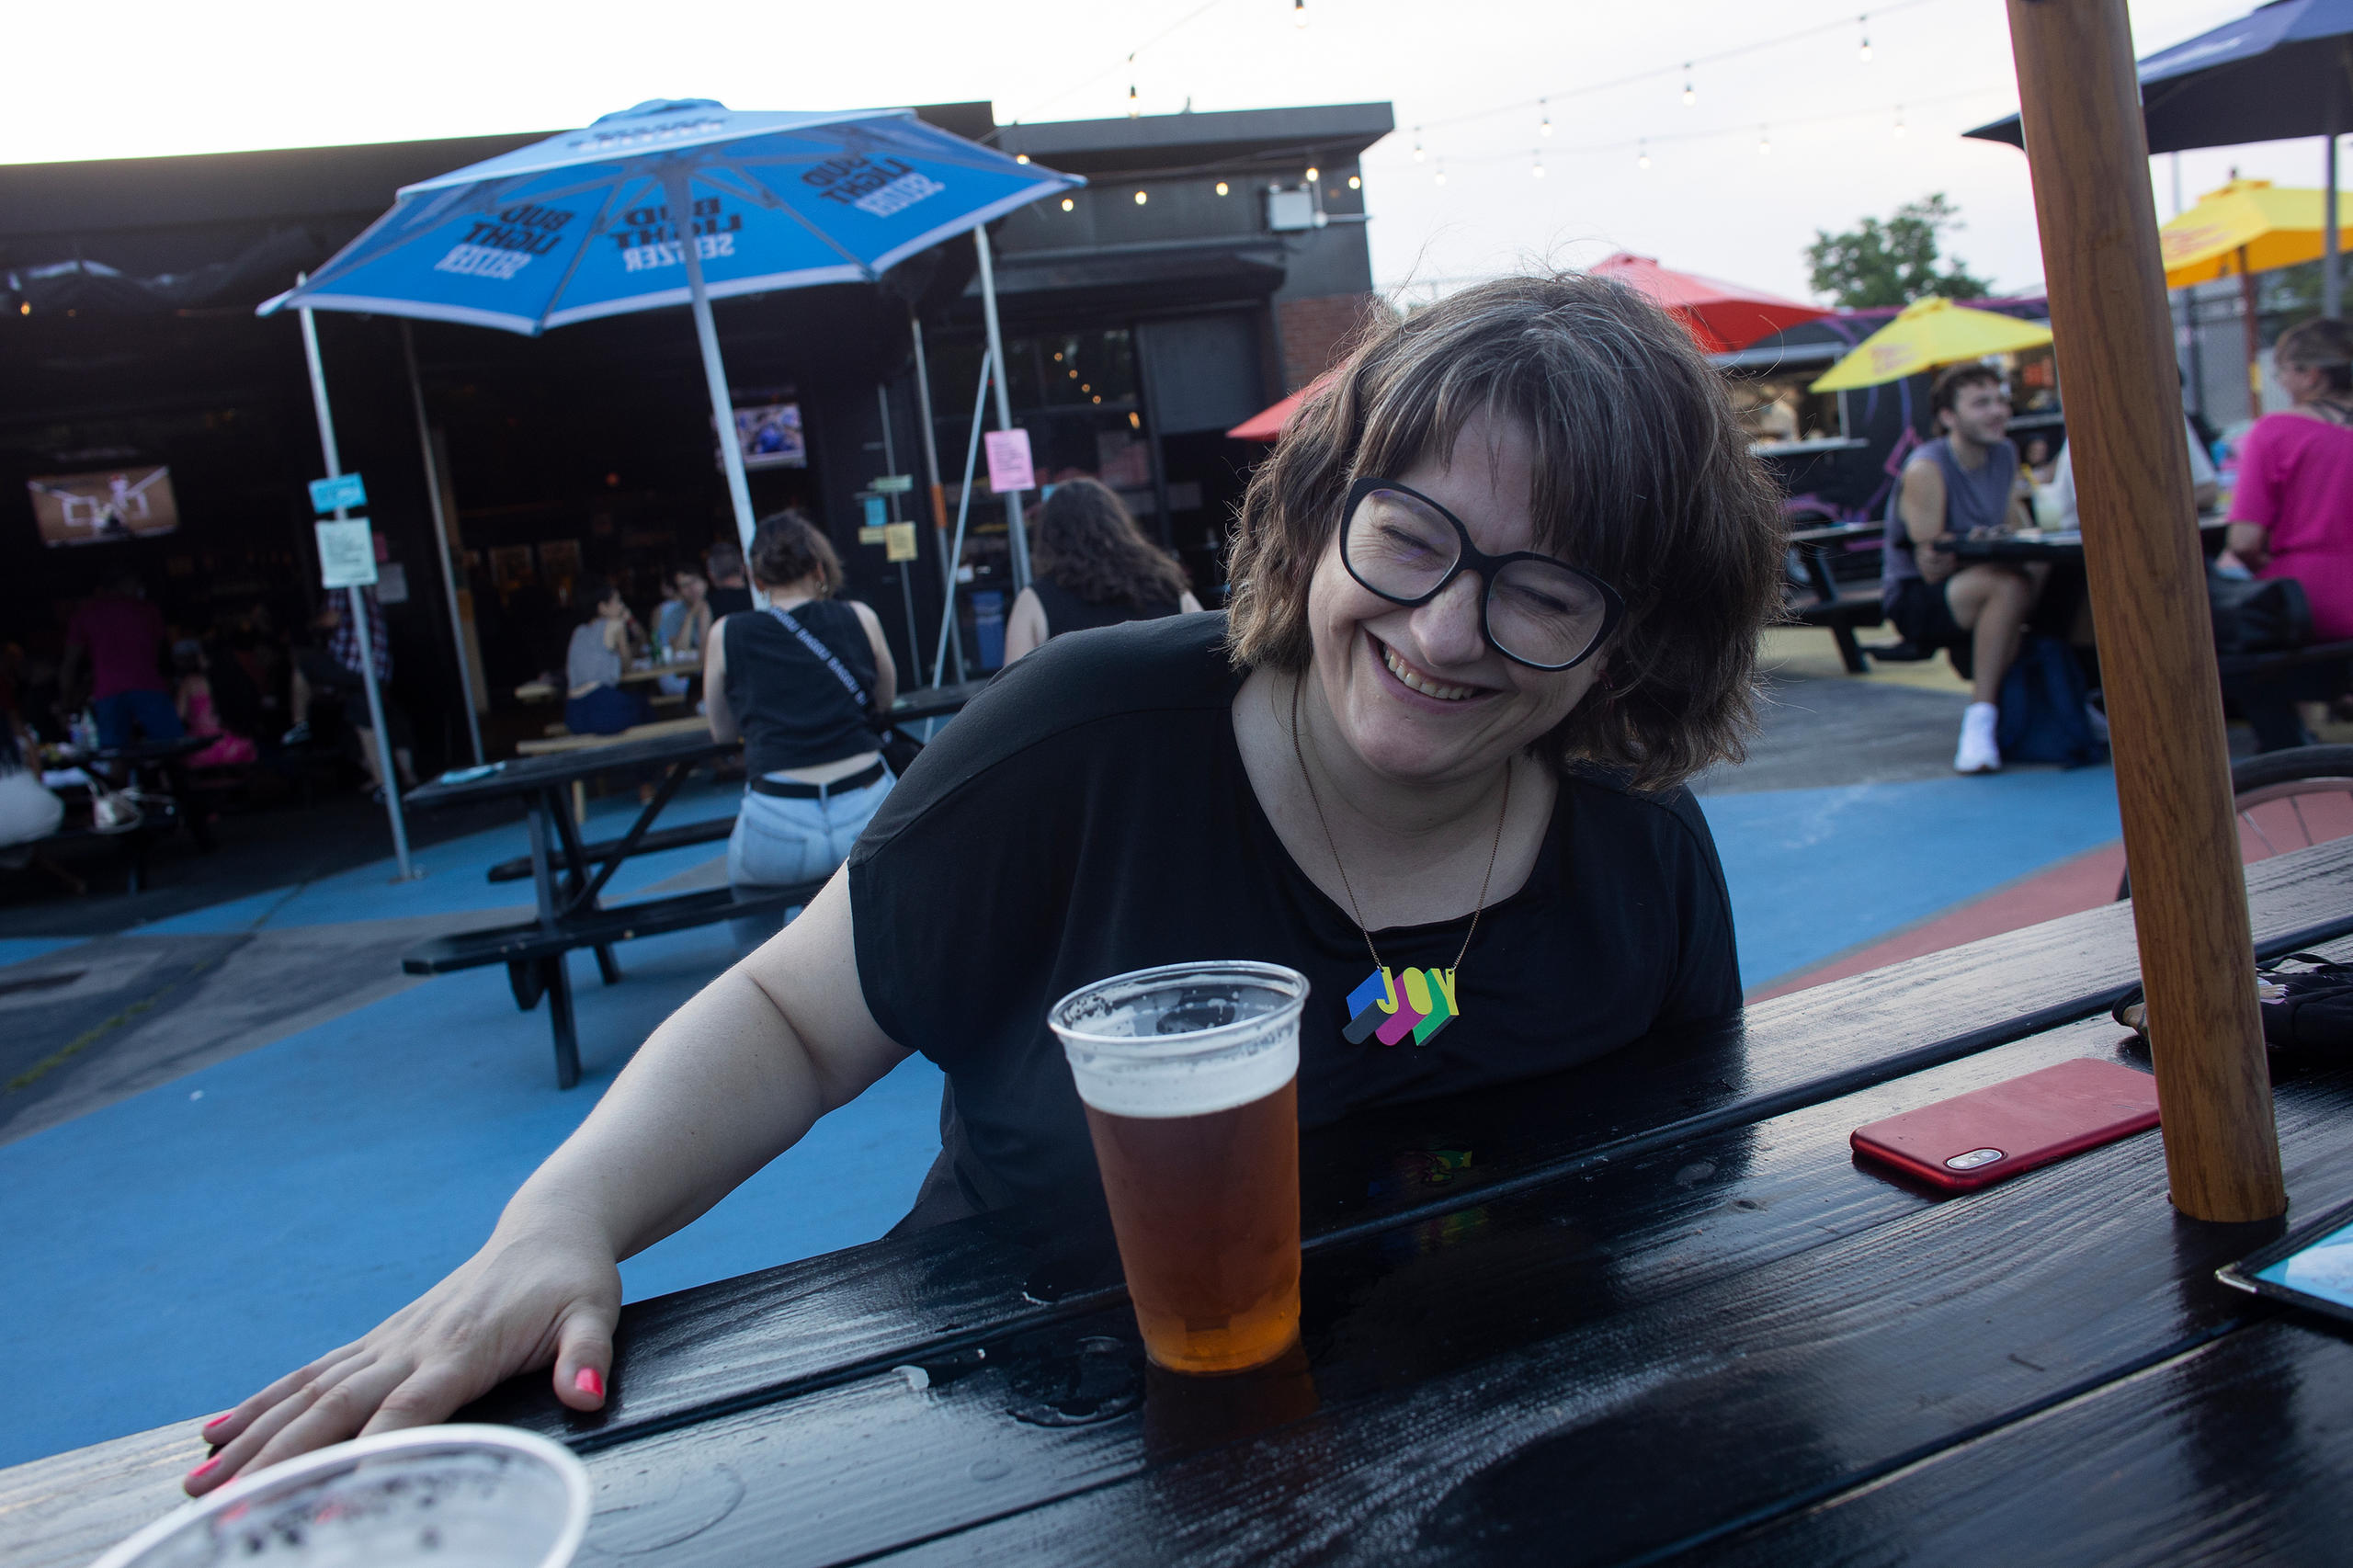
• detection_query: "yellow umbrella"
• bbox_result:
[1809,296,2053,392]
[2161,178,2353,288]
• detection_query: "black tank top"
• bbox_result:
[1031,576,1180,641]
[722,601,882,775]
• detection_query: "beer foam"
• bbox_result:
[1052,964,1307,1120]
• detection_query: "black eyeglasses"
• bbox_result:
[1339,477,1624,672]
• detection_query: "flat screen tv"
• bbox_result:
[733,402,807,471]
[28,466,179,546]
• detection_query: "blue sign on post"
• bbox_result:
[310,473,367,513]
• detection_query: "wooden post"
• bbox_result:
[2005,0,2285,1222]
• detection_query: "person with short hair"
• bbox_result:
[186,272,1786,1488]
[704,539,754,618]
[1003,480,1204,661]
[63,575,181,749]
[703,510,897,947]
[564,577,648,737]
[1881,363,2040,773]
[654,562,713,658]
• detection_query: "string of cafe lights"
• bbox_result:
[1417,83,2003,187]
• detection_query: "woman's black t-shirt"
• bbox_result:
[1031,576,1180,641]
[722,601,881,776]
[848,613,1740,1221]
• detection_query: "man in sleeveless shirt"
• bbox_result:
[1881,364,2039,773]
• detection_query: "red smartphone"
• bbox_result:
[1851,1057,2162,1192]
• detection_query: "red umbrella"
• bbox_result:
[1589,252,1831,354]
[1226,372,1334,442]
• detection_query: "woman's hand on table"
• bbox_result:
[184,1213,620,1496]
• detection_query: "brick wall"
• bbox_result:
[1277,292,1383,392]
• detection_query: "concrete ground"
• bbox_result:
[2,624,2294,1470]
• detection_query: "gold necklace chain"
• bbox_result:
[1285,676,1509,979]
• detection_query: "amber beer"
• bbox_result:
[1050,962,1309,1374]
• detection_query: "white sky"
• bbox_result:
[3,0,2334,303]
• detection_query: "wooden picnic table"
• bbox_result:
[1949,517,2230,564]
[12,835,2353,1566]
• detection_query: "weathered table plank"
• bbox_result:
[1688,1317,2353,1568]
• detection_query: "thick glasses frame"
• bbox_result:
[1339,476,1625,672]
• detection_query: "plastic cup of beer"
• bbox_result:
[1050,960,1309,1375]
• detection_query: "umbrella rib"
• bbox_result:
[531,176,641,328]
[690,155,875,273]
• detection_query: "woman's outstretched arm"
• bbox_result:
[188,874,907,1494]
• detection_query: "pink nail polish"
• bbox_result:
[188,1458,220,1483]
[202,1414,232,1434]
[574,1368,604,1398]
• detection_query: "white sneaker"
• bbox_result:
[1955,701,2002,774]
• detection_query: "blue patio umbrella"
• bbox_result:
[259,99,1079,874]
[1966,0,2353,313]
[263,98,1081,558]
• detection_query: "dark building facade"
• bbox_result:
[0,99,1391,767]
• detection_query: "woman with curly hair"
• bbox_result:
[189,272,1785,1486]
[1002,478,1203,661]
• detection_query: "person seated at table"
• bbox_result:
[704,538,755,618]
[171,641,257,769]
[184,272,1783,1494]
[1881,364,2041,774]
[653,562,713,659]
[702,511,897,947]
[62,574,182,751]
[2047,369,2219,527]
[563,578,650,737]
[2216,317,2353,749]
[0,713,63,850]
[1002,480,1205,662]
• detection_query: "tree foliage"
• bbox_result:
[1805,194,1995,309]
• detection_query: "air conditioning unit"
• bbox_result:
[1266,188,1318,233]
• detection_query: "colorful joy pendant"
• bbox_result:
[1343,965,1458,1047]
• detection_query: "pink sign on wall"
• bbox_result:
[983,428,1035,494]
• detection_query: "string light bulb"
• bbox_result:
[1682,66,1695,106]
[1294,0,1307,26]
[1015,153,1029,165]
[1531,151,1546,179]
[1347,174,1360,189]
[1215,180,1230,195]
[1540,99,1553,137]
[1060,197,1074,211]
[1435,160,1447,187]
[1893,105,1907,136]
[1127,57,1139,118]
[1133,189,1148,204]
[1858,14,1871,62]
[1757,124,1772,154]
[1637,140,1651,170]
[1413,129,1424,162]
[1305,165,1320,182]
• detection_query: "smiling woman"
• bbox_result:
[186,273,1787,1496]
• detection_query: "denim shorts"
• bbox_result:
[726,767,893,949]
[94,688,185,749]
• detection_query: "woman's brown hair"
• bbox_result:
[1032,478,1194,607]
[748,509,843,596]
[1225,271,1785,791]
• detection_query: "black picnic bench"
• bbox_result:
[402,681,991,1088]
[1785,520,1887,674]
[14,835,2353,1567]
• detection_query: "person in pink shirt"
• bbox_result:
[2222,316,2353,748]
[63,574,184,749]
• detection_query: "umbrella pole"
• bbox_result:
[297,302,418,883]
[972,227,1031,590]
[670,175,759,566]
[932,349,995,688]
[2005,0,2283,1222]
[401,322,484,767]
[2326,129,2341,321]
[2239,245,2263,416]
[876,384,921,680]
[909,309,966,685]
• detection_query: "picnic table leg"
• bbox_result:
[593,945,622,985]
[542,954,580,1089]
[1830,621,1870,676]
